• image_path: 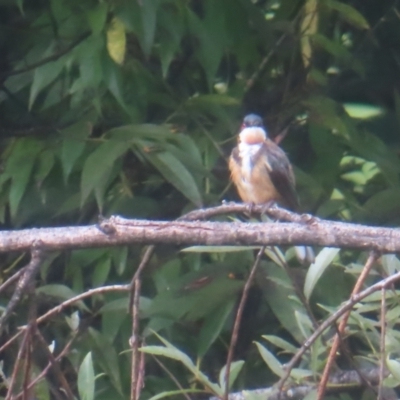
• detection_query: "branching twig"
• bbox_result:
[130,278,142,400]
[0,248,44,335]
[275,265,400,393]
[317,251,378,400]
[378,287,386,400]
[0,284,129,354]
[224,247,265,400]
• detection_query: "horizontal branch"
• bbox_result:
[0,204,398,253]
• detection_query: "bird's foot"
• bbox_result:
[260,201,276,217]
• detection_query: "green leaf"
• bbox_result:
[343,103,384,119]
[325,0,369,29]
[254,342,284,378]
[29,45,67,109]
[386,357,400,383]
[219,360,244,391]
[304,248,340,300]
[182,246,260,253]
[78,352,95,400]
[35,149,54,183]
[140,0,159,56]
[87,3,108,35]
[61,120,91,183]
[92,257,111,288]
[81,140,127,205]
[89,328,123,395]
[144,333,223,396]
[5,139,43,218]
[197,299,235,357]
[143,150,202,206]
[312,34,363,75]
[107,17,126,64]
[36,284,90,311]
[147,389,205,400]
[262,335,298,354]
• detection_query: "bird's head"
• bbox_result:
[238,114,267,145]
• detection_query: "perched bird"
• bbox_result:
[229,113,314,263]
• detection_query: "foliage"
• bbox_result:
[0,0,400,399]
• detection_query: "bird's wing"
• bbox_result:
[258,140,299,210]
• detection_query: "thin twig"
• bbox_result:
[129,246,154,310]
[378,287,386,400]
[151,355,193,400]
[0,284,129,354]
[1,32,90,79]
[13,333,77,400]
[0,248,44,335]
[0,267,26,295]
[34,330,74,400]
[276,261,399,394]
[131,278,142,400]
[316,251,379,400]
[5,321,33,400]
[224,247,265,400]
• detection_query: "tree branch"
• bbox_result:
[0,204,398,253]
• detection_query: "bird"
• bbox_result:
[229,113,314,263]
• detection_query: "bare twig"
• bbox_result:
[1,32,90,79]
[13,333,77,400]
[151,355,193,400]
[129,246,155,310]
[317,251,378,400]
[5,319,33,400]
[34,330,74,400]
[0,248,44,335]
[0,267,26,295]
[0,284,129,354]
[224,247,265,400]
[276,253,394,393]
[130,278,142,400]
[378,287,386,400]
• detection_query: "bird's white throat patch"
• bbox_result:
[238,142,263,181]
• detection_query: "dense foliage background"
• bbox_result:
[1,0,400,399]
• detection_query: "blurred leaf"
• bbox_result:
[87,3,108,35]
[4,139,43,218]
[92,257,111,288]
[36,284,90,311]
[143,150,202,206]
[325,0,369,29]
[262,335,298,354]
[254,342,284,378]
[182,246,259,253]
[386,357,400,383]
[107,17,126,64]
[362,188,400,223]
[304,247,340,300]
[78,352,95,400]
[140,0,160,56]
[197,299,235,357]
[219,360,244,391]
[313,34,363,75]
[81,140,127,205]
[343,103,385,120]
[301,0,318,68]
[141,336,222,396]
[60,120,91,183]
[147,389,205,400]
[89,328,123,395]
[29,46,67,109]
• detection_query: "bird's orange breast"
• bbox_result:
[229,147,281,205]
